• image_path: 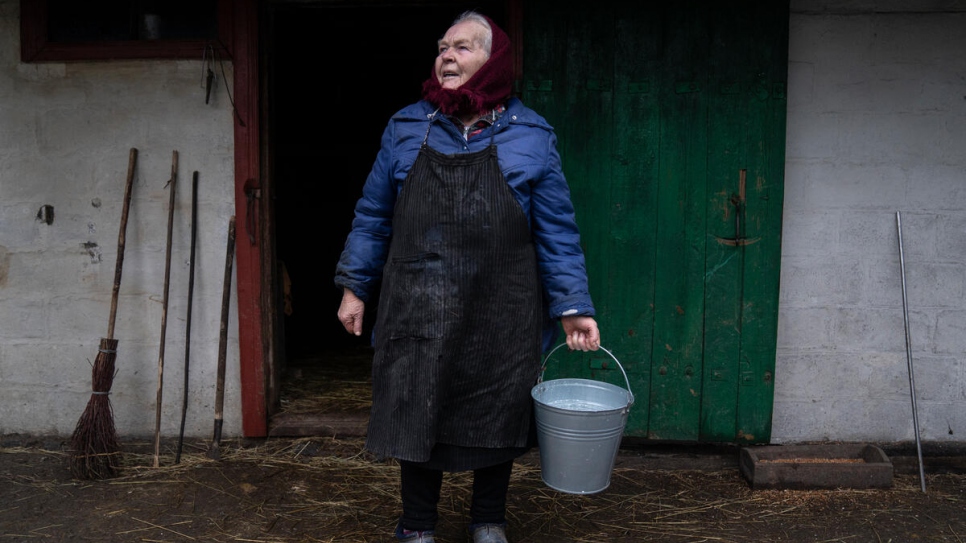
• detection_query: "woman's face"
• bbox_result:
[435,21,490,90]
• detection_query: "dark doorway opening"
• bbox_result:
[267,1,507,435]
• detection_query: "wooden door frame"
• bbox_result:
[231,0,523,437]
[232,0,268,436]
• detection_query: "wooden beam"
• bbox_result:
[232,0,267,437]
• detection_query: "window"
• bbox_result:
[21,0,233,62]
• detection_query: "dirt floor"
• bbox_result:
[1,435,964,543]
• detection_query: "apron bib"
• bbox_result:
[365,121,542,463]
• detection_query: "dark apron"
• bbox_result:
[365,119,543,466]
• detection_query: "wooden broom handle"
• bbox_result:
[107,148,138,341]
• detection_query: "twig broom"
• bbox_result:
[68,147,138,479]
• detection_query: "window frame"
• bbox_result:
[20,0,234,62]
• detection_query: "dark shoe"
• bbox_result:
[395,522,435,543]
[469,523,508,543]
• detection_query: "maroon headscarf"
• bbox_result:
[421,15,514,116]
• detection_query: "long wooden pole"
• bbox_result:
[175,171,199,464]
[153,150,178,468]
[208,215,236,460]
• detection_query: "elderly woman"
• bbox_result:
[335,11,599,543]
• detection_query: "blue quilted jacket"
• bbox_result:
[335,97,595,334]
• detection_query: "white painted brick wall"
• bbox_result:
[775,0,966,443]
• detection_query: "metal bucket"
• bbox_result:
[531,344,634,494]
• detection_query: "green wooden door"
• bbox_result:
[525,1,788,444]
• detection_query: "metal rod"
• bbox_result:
[896,211,926,493]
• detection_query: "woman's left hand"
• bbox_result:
[561,315,601,351]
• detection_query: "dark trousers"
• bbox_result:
[399,460,514,532]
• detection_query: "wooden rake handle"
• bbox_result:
[213,216,236,444]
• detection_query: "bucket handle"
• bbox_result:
[540,343,634,406]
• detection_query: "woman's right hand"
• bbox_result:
[337,289,365,336]
[561,315,600,352]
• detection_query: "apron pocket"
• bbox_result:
[385,252,445,340]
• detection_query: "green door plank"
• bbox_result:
[734,3,789,444]
[700,5,759,443]
[699,2,789,443]
[647,4,710,441]
[527,2,624,391]
[602,2,664,434]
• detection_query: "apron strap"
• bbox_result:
[422,108,440,146]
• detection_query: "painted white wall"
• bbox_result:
[774,0,966,443]
[0,0,242,439]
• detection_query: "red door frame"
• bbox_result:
[231,0,267,437]
[230,0,523,437]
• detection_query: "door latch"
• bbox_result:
[716,169,760,247]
